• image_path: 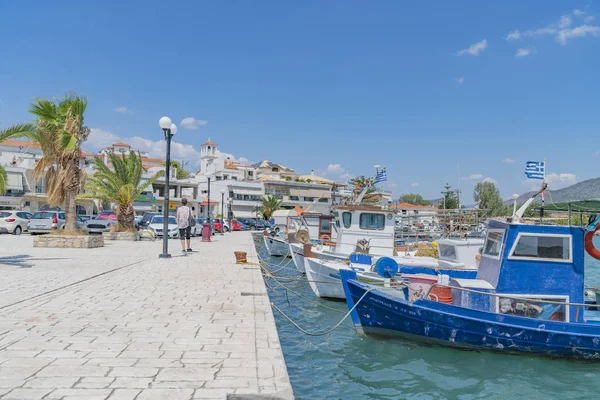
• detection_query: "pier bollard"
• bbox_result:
[234,251,247,264]
[201,223,212,242]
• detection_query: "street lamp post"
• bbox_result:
[206,177,211,219]
[158,117,177,259]
[220,189,225,235]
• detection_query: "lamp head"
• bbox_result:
[159,116,172,130]
[170,124,177,135]
[221,189,225,194]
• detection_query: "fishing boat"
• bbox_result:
[263,209,300,257]
[302,204,482,299]
[288,212,336,273]
[340,216,600,359]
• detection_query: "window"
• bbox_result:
[483,230,505,258]
[0,212,10,218]
[303,197,315,202]
[290,196,299,201]
[320,219,331,233]
[58,213,66,220]
[359,213,385,230]
[342,212,352,228]
[318,198,328,203]
[498,296,568,322]
[510,234,571,261]
[16,212,28,219]
[438,243,456,260]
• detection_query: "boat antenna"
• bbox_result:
[513,182,548,223]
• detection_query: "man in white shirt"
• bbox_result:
[176,198,192,253]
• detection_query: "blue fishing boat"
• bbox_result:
[341,218,600,360]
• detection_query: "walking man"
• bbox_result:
[176,198,193,253]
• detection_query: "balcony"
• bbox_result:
[231,199,261,207]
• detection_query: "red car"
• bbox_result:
[212,219,229,232]
[231,220,243,231]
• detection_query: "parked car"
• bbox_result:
[231,220,246,231]
[86,211,118,234]
[235,218,264,231]
[139,212,161,229]
[28,211,85,234]
[213,218,230,233]
[196,218,216,235]
[0,210,32,235]
[148,216,179,238]
[78,215,95,222]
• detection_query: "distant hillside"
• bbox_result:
[506,177,600,206]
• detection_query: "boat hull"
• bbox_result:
[264,236,290,257]
[341,271,600,360]
[289,242,305,273]
[304,257,349,299]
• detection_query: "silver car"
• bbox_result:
[28,211,85,235]
[148,216,179,238]
[0,210,32,235]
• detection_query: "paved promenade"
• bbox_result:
[0,232,293,400]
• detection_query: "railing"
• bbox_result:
[422,283,600,322]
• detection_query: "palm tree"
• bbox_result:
[261,195,282,220]
[0,124,37,195]
[28,94,90,232]
[79,151,164,231]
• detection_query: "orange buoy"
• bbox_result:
[585,223,600,260]
[320,234,331,242]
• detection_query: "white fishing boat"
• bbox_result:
[263,209,300,257]
[264,235,290,257]
[303,205,483,299]
[288,212,336,272]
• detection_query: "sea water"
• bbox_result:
[254,236,600,399]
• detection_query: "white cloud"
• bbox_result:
[573,9,585,17]
[559,15,573,29]
[387,183,399,189]
[340,173,353,181]
[463,174,484,180]
[545,173,578,187]
[482,177,497,184]
[180,117,208,130]
[585,16,596,23]
[87,128,121,149]
[410,183,419,188]
[506,30,521,40]
[457,39,488,56]
[326,164,345,174]
[502,158,516,163]
[114,106,131,114]
[238,157,249,163]
[557,25,600,45]
[515,48,533,57]
[455,77,464,85]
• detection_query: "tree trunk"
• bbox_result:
[117,202,135,232]
[64,190,79,233]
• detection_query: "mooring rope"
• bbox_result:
[271,288,376,336]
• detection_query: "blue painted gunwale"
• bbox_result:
[398,265,477,279]
[341,270,600,360]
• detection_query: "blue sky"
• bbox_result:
[1,1,600,202]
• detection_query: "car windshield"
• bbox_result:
[151,217,176,224]
[31,212,55,219]
[97,213,117,220]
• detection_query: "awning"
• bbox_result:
[0,196,23,207]
[233,210,257,218]
[310,189,331,199]
[6,173,23,190]
[233,188,262,196]
[290,188,311,197]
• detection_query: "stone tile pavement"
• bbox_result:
[0,233,293,399]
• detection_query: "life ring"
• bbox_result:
[585,216,600,260]
[320,234,331,242]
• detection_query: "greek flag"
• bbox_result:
[525,161,545,180]
[375,167,387,183]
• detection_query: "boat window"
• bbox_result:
[320,218,331,233]
[359,213,385,230]
[483,230,505,258]
[342,212,352,228]
[498,296,568,322]
[511,234,571,261]
[438,243,456,261]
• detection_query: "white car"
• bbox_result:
[148,216,179,238]
[0,210,32,235]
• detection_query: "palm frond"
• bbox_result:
[0,166,7,195]
[0,123,37,142]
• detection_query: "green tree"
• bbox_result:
[79,151,164,231]
[261,195,282,220]
[28,94,90,233]
[473,181,507,217]
[398,193,430,206]
[0,124,37,195]
[164,160,187,180]
[440,186,458,209]
[348,175,379,204]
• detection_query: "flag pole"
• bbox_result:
[540,158,546,223]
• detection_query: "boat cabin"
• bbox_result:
[436,238,484,269]
[450,219,584,322]
[300,212,336,242]
[333,205,397,257]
